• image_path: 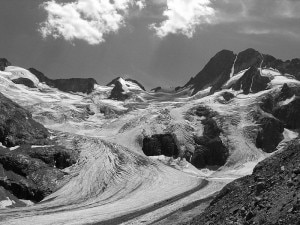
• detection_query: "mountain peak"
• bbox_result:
[0,58,11,71]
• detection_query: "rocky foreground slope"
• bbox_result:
[184,138,300,225]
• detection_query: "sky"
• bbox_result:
[1,0,300,89]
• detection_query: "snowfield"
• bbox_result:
[0,66,300,224]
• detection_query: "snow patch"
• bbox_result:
[9,146,20,151]
[0,197,15,208]
[223,68,249,89]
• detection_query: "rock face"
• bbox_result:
[150,87,162,92]
[274,98,300,129]
[255,116,284,153]
[0,144,77,202]
[107,77,146,91]
[263,55,300,80]
[191,106,229,168]
[0,92,49,147]
[258,84,300,130]
[184,50,236,95]
[234,48,262,74]
[181,48,300,96]
[233,66,270,94]
[14,145,77,169]
[185,139,300,225]
[12,78,36,88]
[109,79,131,101]
[0,58,11,71]
[29,68,97,94]
[0,92,77,203]
[142,134,179,158]
[221,92,235,101]
[0,148,65,202]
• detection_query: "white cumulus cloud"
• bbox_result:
[150,0,216,38]
[39,0,145,45]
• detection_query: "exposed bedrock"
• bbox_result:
[274,98,300,129]
[234,48,262,74]
[142,134,179,158]
[263,54,300,80]
[29,68,97,94]
[107,77,146,91]
[0,92,77,203]
[12,78,36,88]
[0,92,49,147]
[233,66,270,94]
[150,86,162,92]
[0,58,11,71]
[0,148,67,202]
[193,118,228,168]
[255,116,284,153]
[108,79,131,101]
[221,92,235,101]
[183,50,236,95]
[14,145,77,169]
[259,84,300,129]
[191,106,229,169]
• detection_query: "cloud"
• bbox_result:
[150,0,216,38]
[211,0,300,39]
[39,0,145,45]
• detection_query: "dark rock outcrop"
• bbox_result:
[0,92,49,147]
[191,106,229,168]
[183,50,236,95]
[234,48,262,74]
[221,92,235,101]
[193,118,228,168]
[142,134,179,158]
[274,98,300,129]
[185,139,300,225]
[29,68,97,94]
[263,55,300,80]
[107,77,146,91]
[14,145,77,169]
[0,149,65,202]
[151,87,162,92]
[181,48,300,96]
[108,79,131,101]
[233,66,270,94]
[255,116,284,153]
[0,58,11,71]
[260,94,275,114]
[12,78,36,88]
